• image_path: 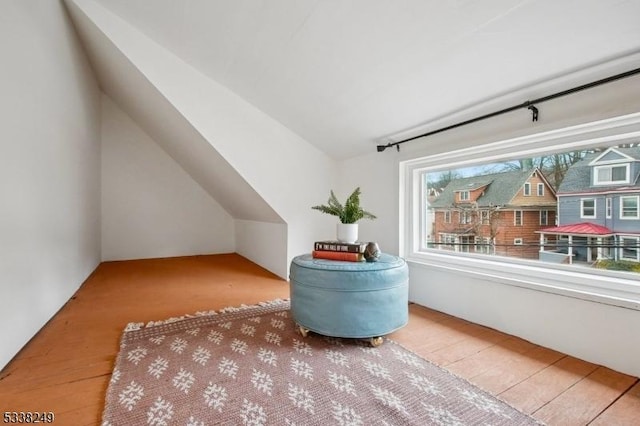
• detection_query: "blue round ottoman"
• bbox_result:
[289,253,408,345]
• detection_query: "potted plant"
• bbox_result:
[311,187,376,243]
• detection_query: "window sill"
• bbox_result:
[406,250,640,311]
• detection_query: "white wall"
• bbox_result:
[338,63,640,377]
[409,262,640,377]
[0,2,101,369]
[101,96,235,260]
[66,0,337,277]
[235,220,288,278]
[336,152,400,256]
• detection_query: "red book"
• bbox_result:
[312,250,365,262]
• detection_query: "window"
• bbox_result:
[620,237,639,261]
[606,198,612,219]
[514,210,523,226]
[444,210,451,223]
[402,112,640,309]
[620,196,639,219]
[481,210,490,225]
[439,234,457,251]
[581,199,596,218]
[540,210,548,225]
[459,236,473,252]
[523,183,531,196]
[513,238,523,245]
[537,183,544,196]
[474,236,492,254]
[459,190,470,201]
[459,210,471,224]
[594,164,629,185]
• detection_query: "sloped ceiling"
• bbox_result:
[81,0,640,160]
[65,0,285,223]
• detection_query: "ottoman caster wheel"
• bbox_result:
[297,324,309,338]
[370,337,384,347]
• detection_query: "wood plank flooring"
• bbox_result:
[1,254,638,425]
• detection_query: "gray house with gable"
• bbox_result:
[538,146,640,263]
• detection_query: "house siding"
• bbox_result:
[432,208,556,259]
[558,194,607,225]
[633,162,640,181]
[511,173,557,206]
[495,210,557,259]
[559,193,640,233]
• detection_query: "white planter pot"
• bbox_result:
[337,223,358,243]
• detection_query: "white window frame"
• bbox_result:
[620,196,640,220]
[459,210,471,224]
[444,210,451,223]
[459,190,470,201]
[400,112,640,311]
[459,235,473,252]
[474,236,492,254]
[537,183,544,196]
[523,183,531,196]
[514,238,523,245]
[594,164,630,185]
[481,210,489,225]
[620,236,640,262]
[514,210,523,226]
[581,198,596,219]
[606,197,613,219]
[439,233,457,251]
[540,210,548,225]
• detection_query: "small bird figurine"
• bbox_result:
[364,242,381,262]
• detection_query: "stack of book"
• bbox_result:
[312,241,367,262]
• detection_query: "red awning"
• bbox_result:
[536,222,613,236]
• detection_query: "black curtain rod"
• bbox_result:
[377,66,640,152]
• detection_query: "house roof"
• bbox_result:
[558,147,640,194]
[589,147,640,165]
[429,168,548,208]
[536,222,614,236]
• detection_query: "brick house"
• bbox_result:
[428,168,557,259]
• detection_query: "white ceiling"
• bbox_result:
[90,0,640,159]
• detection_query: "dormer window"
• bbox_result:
[459,190,470,201]
[593,164,629,185]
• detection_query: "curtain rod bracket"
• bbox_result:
[527,104,539,122]
[376,142,399,152]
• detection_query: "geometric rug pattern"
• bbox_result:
[101,300,542,425]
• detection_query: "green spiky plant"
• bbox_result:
[311,187,377,224]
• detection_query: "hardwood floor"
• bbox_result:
[1,254,638,425]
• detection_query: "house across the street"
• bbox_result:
[538,146,640,264]
[429,168,557,259]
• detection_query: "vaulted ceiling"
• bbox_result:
[82,0,640,160]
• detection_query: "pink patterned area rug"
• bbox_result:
[102,300,542,425]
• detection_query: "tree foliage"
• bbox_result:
[500,150,589,190]
[430,170,462,191]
